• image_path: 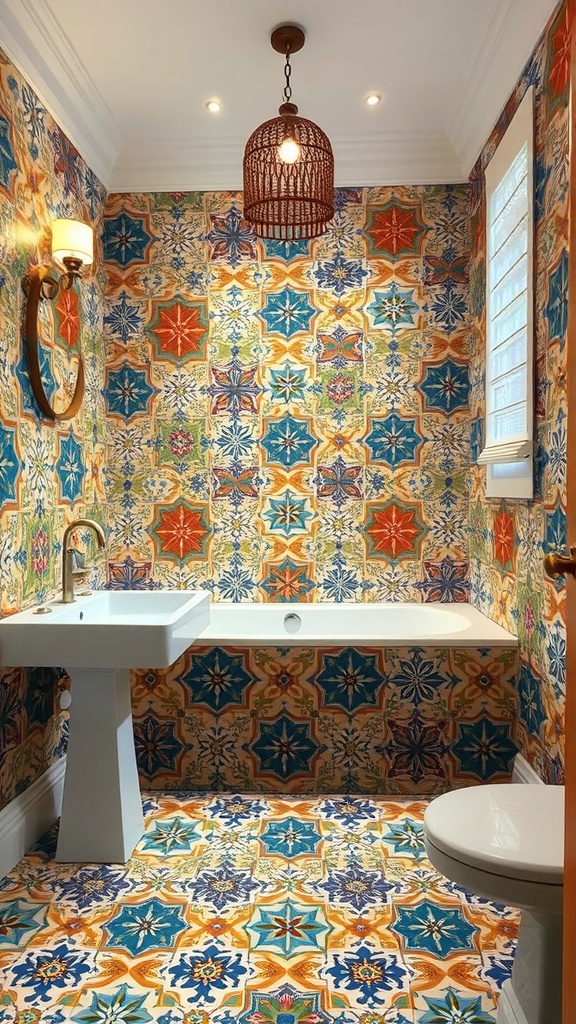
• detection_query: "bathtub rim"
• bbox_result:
[192,601,518,648]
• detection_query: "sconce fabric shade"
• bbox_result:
[243,111,335,240]
[51,219,93,267]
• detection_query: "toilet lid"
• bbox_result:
[424,784,564,885]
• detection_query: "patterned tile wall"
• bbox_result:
[132,644,519,794]
[102,185,471,604]
[468,1,569,783]
[0,49,107,810]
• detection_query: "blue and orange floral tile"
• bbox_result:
[131,645,519,795]
[0,793,518,1022]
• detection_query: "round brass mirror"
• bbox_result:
[23,266,84,420]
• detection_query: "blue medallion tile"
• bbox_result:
[266,361,308,404]
[174,649,254,711]
[104,211,152,267]
[314,253,369,297]
[383,818,426,861]
[453,717,517,780]
[261,487,311,536]
[247,899,331,955]
[261,414,317,469]
[55,431,86,505]
[367,284,419,330]
[316,649,385,712]
[259,287,315,339]
[24,667,62,728]
[545,248,568,343]
[517,663,546,739]
[260,817,322,857]
[419,360,470,414]
[249,715,324,780]
[385,649,448,708]
[103,291,144,344]
[104,897,186,955]
[428,282,468,335]
[105,364,156,420]
[133,714,184,781]
[365,413,424,468]
[138,816,203,856]
[391,899,479,957]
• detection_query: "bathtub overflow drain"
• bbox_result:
[284,613,301,633]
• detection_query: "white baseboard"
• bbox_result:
[511,752,544,785]
[0,757,66,880]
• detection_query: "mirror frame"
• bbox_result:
[23,265,85,421]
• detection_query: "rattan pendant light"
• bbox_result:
[243,24,335,240]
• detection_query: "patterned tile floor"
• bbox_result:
[0,793,519,1023]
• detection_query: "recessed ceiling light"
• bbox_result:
[206,98,222,113]
[365,92,382,107]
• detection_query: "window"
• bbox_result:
[478,87,534,499]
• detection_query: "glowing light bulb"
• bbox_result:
[278,138,300,164]
[365,92,382,107]
[205,98,222,113]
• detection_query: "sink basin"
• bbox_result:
[0,589,210,669]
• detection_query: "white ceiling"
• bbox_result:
[0,0,559,192]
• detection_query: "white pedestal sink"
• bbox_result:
[0,590,210,863]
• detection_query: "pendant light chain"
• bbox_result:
[282,47,292,104]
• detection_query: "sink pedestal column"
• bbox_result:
[56,667,144,863]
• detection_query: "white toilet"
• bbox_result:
[424,784,564,1024]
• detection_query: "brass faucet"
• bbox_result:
[61,518,106,603]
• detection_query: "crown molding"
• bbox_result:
[110,131,466,194]
[0,0,119,187]
[450,0,554,177]
[1,0,554,195]
[449,0,518,176]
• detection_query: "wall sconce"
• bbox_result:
[22,218,93,420]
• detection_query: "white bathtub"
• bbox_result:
[194,602,517,648]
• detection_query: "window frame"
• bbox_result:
[479,86,534,500]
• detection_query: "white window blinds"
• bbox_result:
[479,87,534,499]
